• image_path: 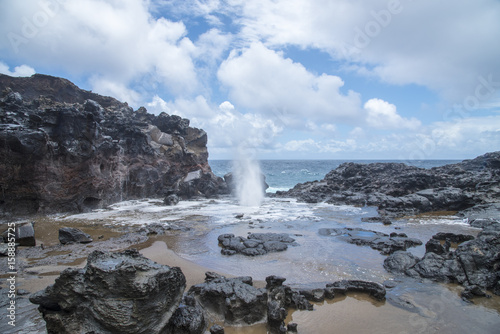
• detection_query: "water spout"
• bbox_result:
[232,152,264,207]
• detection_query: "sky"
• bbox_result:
[1,0,500,160]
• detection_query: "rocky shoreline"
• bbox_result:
[29,248,388,334]
[275,152,500,219]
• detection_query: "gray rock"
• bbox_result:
[319,227,422,255]
[58,227,93,244]
[209,324,225,334]
[218,233,296,256]
[425,238,450,255]
[431,232,474,243]
[276,152,500,217]
[15,222,36,246]
[188,273,268,326]
[30,249,186,334]
[164,194,180,206]
[326,280,386,301]
[0,74,228,215]
[166,296,207,334]
[383,251,420,274]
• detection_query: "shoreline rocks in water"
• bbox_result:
[319,227,423,255]
[276,151,500,218]
[29,250,387,334]
[384,220,500,296]
[218,233,297,256]
[0,73,228,215]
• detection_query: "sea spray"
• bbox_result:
[232,154,264,206]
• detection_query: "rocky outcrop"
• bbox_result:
[58,227,93,244]
[0,74,227,215]
[188,273,385,333]
[187,272,269,326]
[384,221,500,294]
[276,152,500,217]
[319,227,422,255]
[218,233,297,256]
[30,249,186,334]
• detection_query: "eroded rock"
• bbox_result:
[58,227,93,244]
[319,227,422,255]
[187,272,268,326]
[218,233,297,256]
[30,249,186,334]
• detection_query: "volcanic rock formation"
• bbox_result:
[0,74,227,214]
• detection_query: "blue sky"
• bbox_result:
[1,0,500,160]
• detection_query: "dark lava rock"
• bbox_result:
[361,216,392,225]
[276,152,500,217]
[469,218,500,229]
[0,73,228,215]
[58,227,93,244]
[326,280,386,301]
[319,227,422,255]
[461,285,490,301]
[166,296,207,334]
[425,238,450,255]
[218,233,296,256]
[385,226,500,293]
[209,324,225,334]
[384,251,420,274]
[459,202,500,221]
[164,194,180,206]
[431,232,475,243]
[30,249,186,334]
[187,272,268,326]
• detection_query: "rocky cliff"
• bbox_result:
[276,152,500,217]
[0,74,226,214]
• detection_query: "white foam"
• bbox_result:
[57,197,329,226]
[266,187,291,193]
[406,216,469,226]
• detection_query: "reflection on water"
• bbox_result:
[55,197,499,333]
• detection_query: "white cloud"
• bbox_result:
[89,76,141,106]
[222,0,500,103]
[217,42,362,128]
[0,62,35,77]
[364,98,420,130]
[0,0,199,104]
[284,139,318,152]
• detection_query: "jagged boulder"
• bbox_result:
[384,225,500,293]
[58,227,93,244]
[218,233,297,256]
[326,280,386,301]
[187,272,268,326]
[319,227,422,255]
[30,249,186,334]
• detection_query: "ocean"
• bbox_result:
[209,159,461,193]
